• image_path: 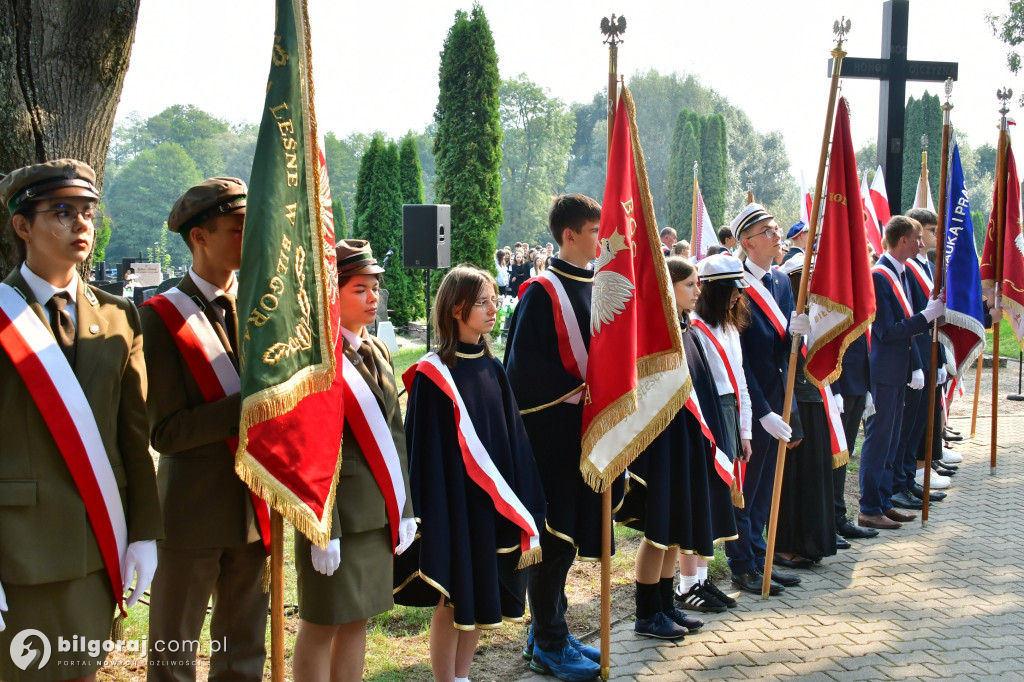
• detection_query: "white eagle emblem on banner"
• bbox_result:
[591,229,634,335]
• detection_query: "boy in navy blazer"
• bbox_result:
[858,216,944,530]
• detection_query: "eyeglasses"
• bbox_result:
[472,297,500,309]
[31,206,102,229]
[748,226,781,239]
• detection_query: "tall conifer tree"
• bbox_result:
[433,4,502,273]
[354,134,384,238]
[400,133,426,205]
[700,114,728,226]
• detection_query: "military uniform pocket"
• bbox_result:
[0,480,37,506]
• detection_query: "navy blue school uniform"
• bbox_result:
[503,257,623,652]
[616,316,737,555]
[726,262,802,576]
[394,342,546,630]
[859,254,930,517]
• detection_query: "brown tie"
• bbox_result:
[357,342,383,390]
[217,294,239,356]
[47,292,76,367]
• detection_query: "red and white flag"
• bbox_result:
[981,142,1024,342]
[800,170,813,228]
[692,178,719,261]
[870,165,893,229]
[805,98,877,386]
[581,86,690,491]
[860,172,883,255]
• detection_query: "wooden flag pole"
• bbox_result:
[921,79,954,526]
[991,89,1012,475]
[762,19,849,599]
[691,162,699,250]
[270,512,284,682]
[599,16,623,679]
[970,355,983,438]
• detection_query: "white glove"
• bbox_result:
[937,367,948,385]
[311,538,341,576]
[0,580,7,632]
[863,391,876,419]
[759,412,793,443]
[789,311,810,336]
[396,518,418,556]
[909,369,925,390]
[834,394,844,414]
[923,297,946,322]
[122,540,158,608]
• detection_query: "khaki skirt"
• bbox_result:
[0,570,115,682]
[295,527,394,625]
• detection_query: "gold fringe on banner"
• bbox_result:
[579,85,690,492]
[804,293,875,389]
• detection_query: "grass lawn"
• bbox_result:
[985,318,1023,359]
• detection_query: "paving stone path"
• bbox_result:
[520,412,1024,681]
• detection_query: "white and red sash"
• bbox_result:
[742,270,787,338]
[689,318,746,491]
[341,350,406,550]
[906,258,934,295]
[405,352,541,561]
[799,343,848,464]
[0,283,128,615]
[519,270,588,403]
[683,389,742,494]
[143,289,272,553]
[872,262,913,318]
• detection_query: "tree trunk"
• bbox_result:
[0,0,141,277]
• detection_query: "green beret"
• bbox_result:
[0,159,99,214]
[168,177,247,233]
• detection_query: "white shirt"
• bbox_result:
[691,312,753,440]
[340,325,367,352]
[743,259,772,282]
[21,262,79,327]
[880,252,905,276]
[189,266,238,329]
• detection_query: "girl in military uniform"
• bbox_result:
[396,264,545,682]
[292,240,415,682]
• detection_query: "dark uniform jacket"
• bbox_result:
[869,254,930,386]
[140,272,252,549]
[0,269,162,585]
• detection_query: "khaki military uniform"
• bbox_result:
[295,333,413,625]
[141,272,268,682]
[0,269,162,682]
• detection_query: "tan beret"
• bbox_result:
[0,159,99,214]
[168,177,247,233]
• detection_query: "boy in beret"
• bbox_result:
[0,159,162,680]
[142,178,269,681]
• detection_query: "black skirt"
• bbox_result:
[774,400,838,561]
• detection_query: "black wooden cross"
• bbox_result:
[828,0,957,215]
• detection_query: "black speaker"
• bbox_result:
[403,204,450,269]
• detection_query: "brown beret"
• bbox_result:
[0,159,99,214]
[168,177,247,233]
[336,239,385,277]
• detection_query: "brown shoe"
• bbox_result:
[858,513,901,529]
[884,508,917,522]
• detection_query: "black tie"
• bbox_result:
[357,342,383,390]
[900,271,911,302]
[217,294,239,356]
[47,292,76,367]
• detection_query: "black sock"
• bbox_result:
[635,581,660,620]
[659,577,677,613]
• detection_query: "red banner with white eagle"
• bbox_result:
[580,86,690,492]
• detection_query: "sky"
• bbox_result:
[117,0,1019,181]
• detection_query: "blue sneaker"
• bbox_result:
[664,608,703,632]
[634,611,687,640]
[522,624,535,660]
[566,633,600,663]
[530,644,601,681]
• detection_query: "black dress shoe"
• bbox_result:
[891,490,924,510]
[837,519,879,539]
[943,431,963,442]
[774,555,814,569]
[835,534,851,549]
[757,567,801,587]
[932,462,957,476]
[909,483,946,501]
[731,570,784,595]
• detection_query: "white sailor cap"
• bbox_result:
[730,203,774,239]
[697,253,749,288]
